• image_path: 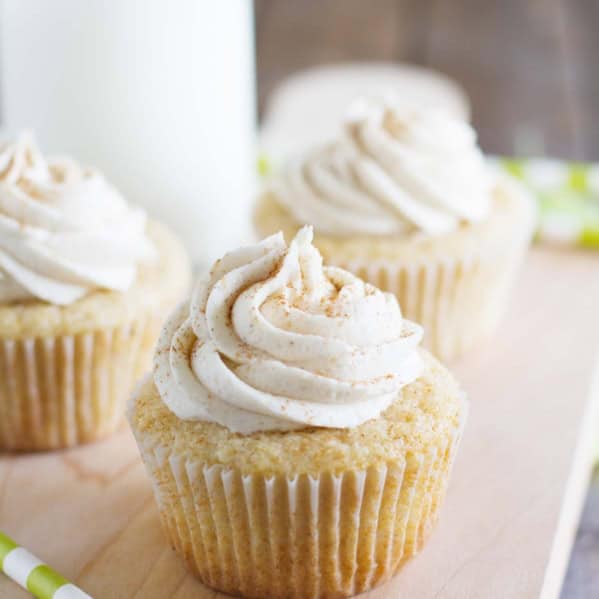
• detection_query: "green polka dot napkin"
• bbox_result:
[495,157,599,248]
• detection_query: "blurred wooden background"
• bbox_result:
[254,1,599,597]
[255,0,598,161]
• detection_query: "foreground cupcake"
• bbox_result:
[0,133,190,450]
[255,97,536,360]
[129,226,467,599]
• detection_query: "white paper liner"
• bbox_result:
[0,314,157,450]
[135,407,466,599]
[333,236,529,361]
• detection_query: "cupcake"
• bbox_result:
[128,226,467,599]
[255,97,536,360]
[0,133,190,450]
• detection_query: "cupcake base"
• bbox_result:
[0,221,190,451]
[140,441,459,599]
[129,351,467,599]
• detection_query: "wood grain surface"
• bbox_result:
[1,248,598,598]
[256,0,599,160]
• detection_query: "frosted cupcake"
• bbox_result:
[0,133,190,450]
[128,226,467,599]
[255,97,536,360]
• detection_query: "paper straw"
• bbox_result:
[0,531,91,599]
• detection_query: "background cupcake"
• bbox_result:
[129,227,467,599]
[255,96,536,360]
[0,133,190,450]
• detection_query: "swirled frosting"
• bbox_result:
[272,97,491,236]
[154,226,423,434]
[0,132,155,305]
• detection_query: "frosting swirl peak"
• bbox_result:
[0,132,155,305]
[272,97,491,236]
[155,226,423,434]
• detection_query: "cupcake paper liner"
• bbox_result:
[333,236,528,361]
[133,411,465,599]
[0,315,159,451]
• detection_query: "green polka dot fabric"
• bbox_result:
[0,531,91,599]
[494,157,599,248]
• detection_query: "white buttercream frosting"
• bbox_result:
[0,132,155,305]
[154,226,423,434]
[272,96,491,236]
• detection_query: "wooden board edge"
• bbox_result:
[541,353,599,599]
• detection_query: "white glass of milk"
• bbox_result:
[0,0,256,267]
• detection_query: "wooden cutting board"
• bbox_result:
[2,247,599,599]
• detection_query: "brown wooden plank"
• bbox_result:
[558,0,599,159]
[255,1,595,159]
[255,0,403,115]
[424,0,577,157]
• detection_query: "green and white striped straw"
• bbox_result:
[0,531,91,599]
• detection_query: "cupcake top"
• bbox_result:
[154,226,424,434]
[270,96,491,236]
[0,132,155,305]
